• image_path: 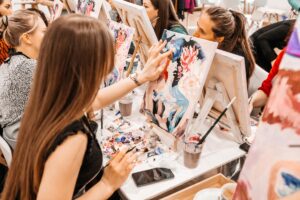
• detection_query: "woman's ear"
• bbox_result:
[20,33,33,45]
[216,36,224,43]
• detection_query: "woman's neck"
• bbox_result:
[151,17,159,27]
[15,46,37,60]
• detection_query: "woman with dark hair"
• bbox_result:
[2,14,171,199]
[194,6,255,85]
[0,0,12,64]
[143,0,188,39]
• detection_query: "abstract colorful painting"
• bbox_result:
[143,30,217,138]
[75,0,103,18]
[104,21,134,86]
[49,0,64,22]
[234,17,300,200]
[112,0,158,66]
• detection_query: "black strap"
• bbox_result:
[4,50,30,64]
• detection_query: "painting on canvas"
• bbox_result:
[50,0,64,22]
[65,0,103,18]
[112,0,158,65]
[234,17,300,200]
[143,30,217,138]
[105,21,135,86]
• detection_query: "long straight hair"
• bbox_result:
[204,7,255,80]
[2,14,114,200]
[151,0,183,39]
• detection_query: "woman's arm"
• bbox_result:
[37,133,91,200]
[36,0,54,7]
[37,132,138,200]
[249,90,268,114]
[92,41,172,110]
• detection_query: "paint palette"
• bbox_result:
[101,129,147,158]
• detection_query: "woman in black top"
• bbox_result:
[2,14,172,199]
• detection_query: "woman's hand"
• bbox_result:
[138,41,173,83]
[100,147,138,192]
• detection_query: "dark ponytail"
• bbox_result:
[230,10,255,80]
[204,7,255,83]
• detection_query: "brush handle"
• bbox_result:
[198,108,228,145]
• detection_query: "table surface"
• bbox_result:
[95,87,248,200]
[119,130,246,200]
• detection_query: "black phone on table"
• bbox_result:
[132,167,174,187]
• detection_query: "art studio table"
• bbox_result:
[118,131,246,200]
[95,87,247,200]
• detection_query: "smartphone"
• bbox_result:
[132,168,174,187]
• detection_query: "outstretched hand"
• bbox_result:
[138,40,173,83]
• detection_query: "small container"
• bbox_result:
[183,142,204,169]
[119,96,133,117]
[220,183,237,200]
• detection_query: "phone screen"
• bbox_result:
[132,168,174,187]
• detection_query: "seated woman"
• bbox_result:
[250,20,295,72]
[0,0,12,65]
[248,20,295,114]
[248,49,286,114]
[0,10,47,148]
[2,14,171,199]
[143,0,188,39]
[193,6,255,85]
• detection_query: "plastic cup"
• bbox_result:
[119,96,133,117]
[183,142,204,169]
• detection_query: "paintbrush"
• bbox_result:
[100,109,104,130]
[196,97,236,146]
[104,145,137,169]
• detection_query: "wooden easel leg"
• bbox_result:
[126,37,142,77]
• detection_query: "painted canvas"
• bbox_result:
[65,0,103,18]
[112,0,158,65]
[49,0,64,22]
[234,17,300,200]
[143,30,217,138]
[104,20,134,86]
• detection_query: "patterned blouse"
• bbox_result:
[0,53,36,129]
[0,38,9,65]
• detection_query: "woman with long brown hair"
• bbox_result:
[143,0,187,39]
[2,14,172,199]
[194,6,255,84]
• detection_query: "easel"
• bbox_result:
[193,79,243,143]
[126,36,142,77]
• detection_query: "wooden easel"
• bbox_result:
[193,79,243,143]
[126,36,142,77]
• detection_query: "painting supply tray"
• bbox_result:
[161,173,234,200]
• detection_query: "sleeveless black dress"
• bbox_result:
[46,116,103,198]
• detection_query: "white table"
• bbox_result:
[95,87,247,200]
[119,130,246,200]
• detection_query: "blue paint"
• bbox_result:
[277,171,300,197]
